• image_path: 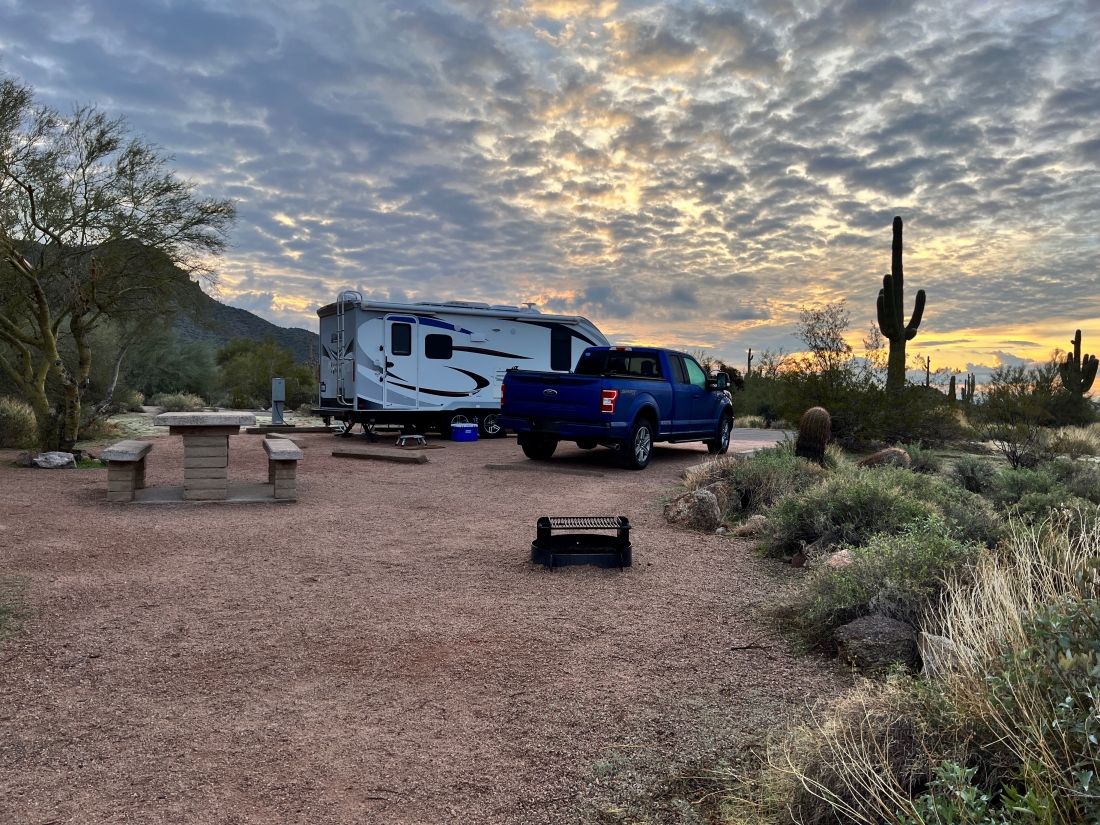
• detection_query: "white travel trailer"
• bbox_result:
[315,292,609,437]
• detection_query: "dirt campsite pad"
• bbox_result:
[0,429,845,824]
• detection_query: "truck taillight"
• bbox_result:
[500,382,505,405]
[601,389,618,413]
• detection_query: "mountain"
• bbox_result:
[173,283,319,364]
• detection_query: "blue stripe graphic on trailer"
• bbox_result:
[451,346,531,359]
[416,315,473,334]
[518,321,600,346]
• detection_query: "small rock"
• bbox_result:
[715,526,728,535]
[32,451,77,469]
[663,490,722,532]
[15,451,37,468]
[917,632,975,680]
[834,614,919,672]
[857,447,911,469]
[731,514,768,537]
[823,549,853,568]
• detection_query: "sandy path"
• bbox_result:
[0,430,843,824]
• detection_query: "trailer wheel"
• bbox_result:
[522,437,558,461]
[479,412,506,438]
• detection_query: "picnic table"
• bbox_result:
[152,412,257,500]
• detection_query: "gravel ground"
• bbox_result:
[0,429,846,824]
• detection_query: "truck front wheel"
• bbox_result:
[707,414,732,455]
[624,418,654,470]
[522,438,558,461]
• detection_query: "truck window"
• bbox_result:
[684,357,708,389]
[550,327,572,371]
[391,323,412,356]
[425,334,452,360]
[670,355,688,384]
[575,350,664,378]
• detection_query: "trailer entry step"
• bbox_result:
[532,516,631,570]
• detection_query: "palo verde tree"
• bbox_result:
[876,216,926,391]
[0,73,235,450]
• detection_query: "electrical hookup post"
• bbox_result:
[271,378,286,426]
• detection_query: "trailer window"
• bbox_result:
[391,323,412,356]
[550,327,572,371]
[425,334,453,360]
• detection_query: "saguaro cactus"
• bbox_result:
[948,374,956,400]
[1059,329,1098,396]
[746,348,753,376]
[961,373,976,404]
[877,216,926,391]
[795,406,831,466]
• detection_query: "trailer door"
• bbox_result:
[384,315,419,409]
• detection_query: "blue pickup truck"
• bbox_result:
[499,347,733,469]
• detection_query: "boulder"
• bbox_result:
[731,514,768,537]
[834,614,918,671]
[32,451,77,469]
[15,451,37,468]
[857,447,911,469]
[823,549,853,568]
[703,481,734,514]
[917,632,975,680]
[663,490,722,532]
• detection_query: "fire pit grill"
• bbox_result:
[532,516,632,570]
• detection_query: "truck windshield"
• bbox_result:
[575,350,663,378]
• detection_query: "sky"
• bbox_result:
[2,0,1099,382]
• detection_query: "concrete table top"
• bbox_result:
[153,412,257,428]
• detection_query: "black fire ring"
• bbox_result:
[532,516,632,570]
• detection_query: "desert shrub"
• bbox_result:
[986,466,1083,522]
[685,446,827,519]
[108,387,145,414]
[903,442,943,474]
[216,336,317,408]
[1049,425,1099,458]
[1047,458,1100,505]
[763,468,939,555]
[152,392,207,412]
[78,416,122,441]
[764,465,1003,556]
[732,415,766,428]
[295,401,317,416]
[952,455,999,495]
[793,519,982,644]
[0,397,37,448]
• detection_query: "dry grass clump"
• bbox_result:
[732,415,767,428]
[151,392,207,412]
[1049,424,1100,458]
[683,447,827,519]
[0,396,37,448]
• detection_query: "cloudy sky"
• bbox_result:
[3,0,1099,377]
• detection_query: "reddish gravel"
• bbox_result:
[0,431,845,824]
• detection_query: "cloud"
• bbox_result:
[2,0,1097,369]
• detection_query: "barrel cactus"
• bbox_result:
[795,406,831,465]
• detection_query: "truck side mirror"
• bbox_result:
[709,373,729,391]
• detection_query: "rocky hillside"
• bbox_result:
[174,284,319,364]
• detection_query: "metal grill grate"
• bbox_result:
[547,516,626,530]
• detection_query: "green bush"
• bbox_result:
[904,442,943,474]
[216,336,317,408]
[1048,458,1100,505]
[152,392,207,412]
[763,465,1002,556]
[952,455,999,495]
[686,445,827,519]
[109,387,145,414]
[987,595,1100,824]
[795,518,981,642]
[0,397,37,448]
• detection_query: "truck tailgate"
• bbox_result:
[503,372,603,419]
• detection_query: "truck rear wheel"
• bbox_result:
[522,438,558,461]
[624,417,654,470]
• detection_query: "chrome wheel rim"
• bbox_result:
[634,426,652,463]
[482,413,502,435]
[451,414,471,425]
[721,418,730,448]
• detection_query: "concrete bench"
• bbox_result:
[263,438,303,501]
[101,440,154,502]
